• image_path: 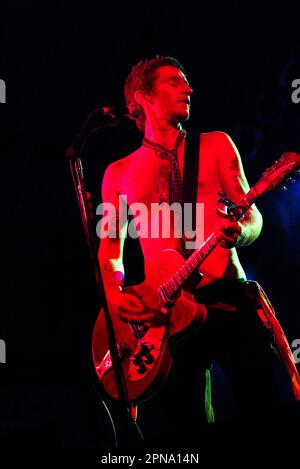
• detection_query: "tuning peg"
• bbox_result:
[281,185,287,191]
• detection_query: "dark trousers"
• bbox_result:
[138,280,289,442]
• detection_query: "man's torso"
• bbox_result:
[111,131,246,287]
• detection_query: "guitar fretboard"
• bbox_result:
[159,188,258,303]
[161,233,217,301]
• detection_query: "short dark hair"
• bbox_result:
[124,56,186,132]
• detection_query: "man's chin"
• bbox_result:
[171,111,190,125]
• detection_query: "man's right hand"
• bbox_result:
[107,289,167,327]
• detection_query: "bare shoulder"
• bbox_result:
[200,130,233,147]
[101,148,142,200]
[200,131,239,164]
[103,148,141,182]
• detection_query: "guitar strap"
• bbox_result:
[181,133,200,256]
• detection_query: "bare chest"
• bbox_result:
[119,156,172,207]
[118,138,221,210]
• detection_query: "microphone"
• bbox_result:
[96,104,140,120]
[68,103,140,156]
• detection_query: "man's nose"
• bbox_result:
[185,84,193,95]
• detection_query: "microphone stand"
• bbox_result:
[66,109,143,447]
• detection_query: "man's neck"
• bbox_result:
[143,121,184,149]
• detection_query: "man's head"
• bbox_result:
[124,56,192,132]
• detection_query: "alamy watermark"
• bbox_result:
[0,338,6,363]
[96,195,205,250]
[0,79,7,363]
[0,79,6,103]
[291,79,300,104]
[292,338,300,364]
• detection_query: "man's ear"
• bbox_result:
[134,90,151,107]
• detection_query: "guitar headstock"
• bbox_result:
[255,152,300,195]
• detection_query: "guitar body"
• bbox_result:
[92,249,206,402]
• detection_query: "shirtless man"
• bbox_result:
[99,57,262,316]
[98,56,285,439]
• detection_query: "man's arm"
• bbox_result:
[216,132,263,248]
[98,162,151,322]
[98,162,127,293]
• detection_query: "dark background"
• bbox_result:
[0,0,299,450]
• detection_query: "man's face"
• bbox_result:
[148,65,193,124]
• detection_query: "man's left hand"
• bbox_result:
[215,208,242,249]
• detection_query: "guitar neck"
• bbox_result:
[159,233,218,302]
[160,151,300,305]
[160,187,260,303]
